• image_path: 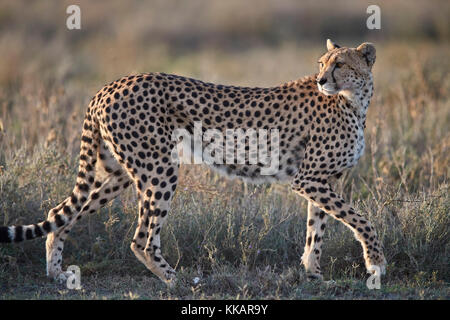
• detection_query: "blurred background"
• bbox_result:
[0,0,448,152]
[0,0,448,299]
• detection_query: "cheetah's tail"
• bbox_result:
[0,105,102,243]
[0,220,64,243]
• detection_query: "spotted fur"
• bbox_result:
[0,40,386,284]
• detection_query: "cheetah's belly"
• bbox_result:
[208,151,302,184]
[175,130,305,184]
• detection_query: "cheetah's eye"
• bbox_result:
[318,62,324,68]
[335,62,344,68]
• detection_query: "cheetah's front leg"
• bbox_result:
[293,179,386,276]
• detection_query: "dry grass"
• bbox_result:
[0,0,449,299]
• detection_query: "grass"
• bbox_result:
[0,1,449,300]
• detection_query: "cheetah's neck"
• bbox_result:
[339,74,374,127]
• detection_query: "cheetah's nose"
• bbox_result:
[317,78,327,85]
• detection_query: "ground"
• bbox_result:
[1,268,448,300]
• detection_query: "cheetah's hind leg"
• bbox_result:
[129,163,179,286]
[46,141,131,281]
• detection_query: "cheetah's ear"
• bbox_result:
[326,39,340,51]
[357,42,376,67]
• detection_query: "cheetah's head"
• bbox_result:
[316,39,376,96]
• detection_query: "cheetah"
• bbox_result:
[0,40,386,285]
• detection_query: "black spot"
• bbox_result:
[0,226,12,243]
[42,221,52,233]
[78,183,90,192]
[14,226,24,242]
[25,229,33,240]
[54,214,65,227]
[33,224,43,237]
[63,206,72,215]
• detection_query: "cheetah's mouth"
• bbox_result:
[318,83,339,96]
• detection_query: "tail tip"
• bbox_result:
[0,226,12,243]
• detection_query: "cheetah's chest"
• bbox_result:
[348,124,365,168]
